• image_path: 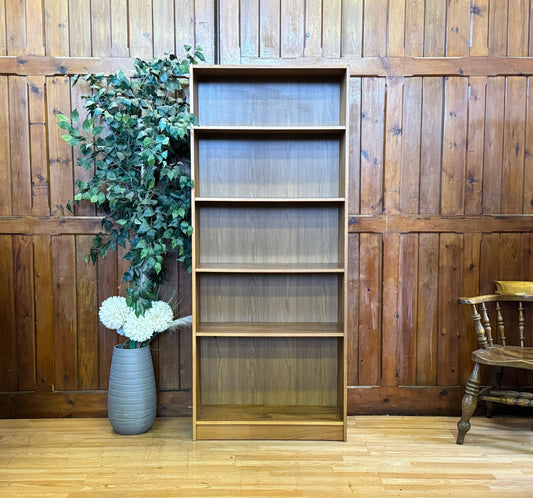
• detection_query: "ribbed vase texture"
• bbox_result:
[107,344,156,435]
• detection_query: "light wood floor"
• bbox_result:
[0,416,532,497]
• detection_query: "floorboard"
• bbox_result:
[0,416,532,496]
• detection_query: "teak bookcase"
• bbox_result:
[190,66,349,441]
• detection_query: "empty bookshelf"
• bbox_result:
[191,66,349,440]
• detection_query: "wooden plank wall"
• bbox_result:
[2,0,533,417]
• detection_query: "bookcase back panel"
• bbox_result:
[199,337,338,406]
[197,80,341,126]
[198,206,340,265]
[197,136,341,198]
[198,273,340,323]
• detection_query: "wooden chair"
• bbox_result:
[456,281,533,444]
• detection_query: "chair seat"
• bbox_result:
[473,345,533,370]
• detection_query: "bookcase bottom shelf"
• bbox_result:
[195,404,345,440]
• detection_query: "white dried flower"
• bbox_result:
[123,314,155,343]
[145,301,174,333]
[99,296,133,330]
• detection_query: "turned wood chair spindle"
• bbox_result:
[456,281,533,444]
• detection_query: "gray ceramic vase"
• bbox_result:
[107,344,156,435]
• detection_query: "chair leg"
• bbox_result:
[486,366,503,418]
[457,363,482,445]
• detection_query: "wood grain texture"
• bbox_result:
[0,76,12,216]
[129,0,153,59]
[3,416,533,496]
[3,1,533,420]
[52,235,77,391]
[280,0,304,58]
[9,76,31,216]
[362,0,387,56]
[502,77,527,214]
[360,78,385,214]
[69,0,92,57]
[33,235,54,392]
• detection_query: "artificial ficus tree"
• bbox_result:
[58,46,205,315]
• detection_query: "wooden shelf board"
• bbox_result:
[193,125,345,134]
[196,404,343,423]
[196,322,344,337]
[195,263,344,273]
[195,197,345,203]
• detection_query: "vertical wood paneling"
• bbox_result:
[502,77,527,214]
[177,264,193,389]
[398,234,418,385]
[3,0,533,418]
[341,0,362,57]
[155,257,180,389]
[241,0,259,57]
[322,0,342,57]
[508,0,529,56]
[129,0,153,58]
[470,0,489,56]
[0,236,16,390]
[363,0,387,56]
[195,0,216,62]
[111,0,129,57]
[465,77,486,216]
[90,0,112,57]
[153,0,176,56]
[437,233,462,386]
[419,78,443,214]
[44,0,69,56]
[219,0,240,63]
[280,0,304,58]
[405,0,424,57]
[52,236,77,391]
[416,233,439,385]
[76,235,99,390]
[381,233,400,387]
[97,251,119,389]
[14,235,35,390]
[259,0,280,58]
[424,0,446,56]
[383,77,403,215]
[360,78,385,215]
[33,235,54,391]
[525,77,533,213]
[479,233,500,295]
[358,234,381,386]
[9,77,31,216]
[488,0,508,56]
[400,78,422,214]
[6,0,26,55]
[387,1,405,57]
[26,0,45,56]
[446,0,470,56]
[28,76,49,216]
[441,77,468,215]
[347,234,360,386]
[0,0,6,55]
[348,77,361,215]
[47,76,73,216]
[459,233,481,383]
[483,77,505,214]
[175,0,195,53]
[70,80,95,216]
[0,76,12,216]
[69,0,92,56]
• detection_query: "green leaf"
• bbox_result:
[57,113,69,122]
[82,118,94,133]
[71,109,79,122]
